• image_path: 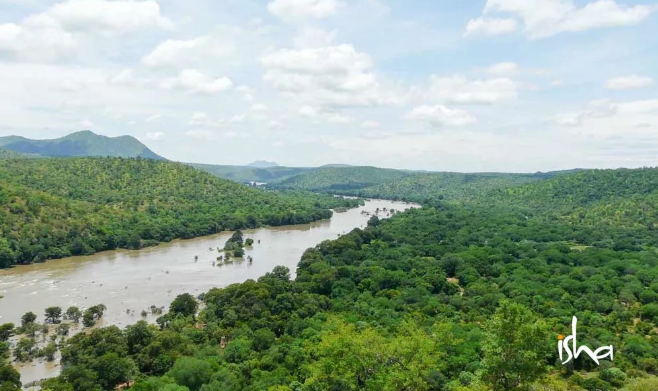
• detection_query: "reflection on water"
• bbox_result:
[0,199,417,386]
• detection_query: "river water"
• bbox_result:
[0,199,416,385]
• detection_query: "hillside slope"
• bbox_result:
[0,157,359,267]
[0,131,164,160]
[272,166,412,191]
[188,163,312,183]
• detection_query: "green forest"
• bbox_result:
[3,166,658,391]
[0,157,360,268]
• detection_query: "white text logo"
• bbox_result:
[558,316,613,366]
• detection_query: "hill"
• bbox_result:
[331,172,548,203]
[271,166,413,191]
[0,157,360,267]
[0,131,165,160]
[188,163,312,183]
[248,160,279,168]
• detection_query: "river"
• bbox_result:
[0,199,417,386]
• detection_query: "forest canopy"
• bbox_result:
[0,157,360,267]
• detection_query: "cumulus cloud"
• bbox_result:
[468,0,657,39]
[464,17,518,36]
[428,75,519,105]
[605,75,654,90]
[268,0,340,20]
[406,105,477,127]
[260,44,403,108]
[159,69,233,95]
[0,0,171,62]
[24,0,173,35]
[142,36,234,68]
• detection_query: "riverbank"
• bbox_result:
[0,199,418,386]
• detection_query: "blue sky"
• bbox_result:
[0,0,656,172]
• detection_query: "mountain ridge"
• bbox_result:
[0,130,165,160]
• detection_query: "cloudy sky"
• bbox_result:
[0,0,657,172]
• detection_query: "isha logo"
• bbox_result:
[558,316,613,366]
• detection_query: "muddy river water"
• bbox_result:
[0,199,417,386]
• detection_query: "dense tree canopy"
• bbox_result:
[9,165,658,391]
[0,157,360,267]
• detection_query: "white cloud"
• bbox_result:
[145,131,165,140]
[24,0,173,36]
[268,0,340,20]
[472,0,657,39]
[294,28,337,48]
[0,0,171,62]
[428,75,519,105]
[464,17,518,36]
[362,121,380,128]
[260,44,403,108]
[616,99,658,113]
[605,75,654,90]
[144,114,161,122]
[486,62,519,76]
[300,106,318,117]
[406,105,477,127]
[250,103,268,112]
[0,22,76,62]
[159,69,233,95]
[299,105,352,123]
[81,119,94,128]
[142,36,234,68]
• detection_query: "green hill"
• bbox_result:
[271,166,413,191]
[188,163,312,183]
[0,157,359,267]
[0,131,165,160]
[332,172,547,203]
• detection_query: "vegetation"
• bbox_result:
[271,166,412,192]
[0,131,164,160]
[28,167,658,391]
[189,164,312,184]
[0,157,360,268]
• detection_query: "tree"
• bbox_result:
[0,361,21,391]
[45,306,63,324]
[233,248,245,258]
[66,307,82,323]
[245,238,254,246]
[481,301,551,391]
[21,312,37,327]
[165,357,213,391]
[0,324,13,342]
[82,311,96,328]
[169,294,198,318]
[40,342,58,361]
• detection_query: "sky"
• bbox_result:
[0,0,657,172]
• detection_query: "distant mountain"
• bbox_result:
[0,131,165,160]
[248,160,279,168]
[188,163,311,183]
[320,164,353,168]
